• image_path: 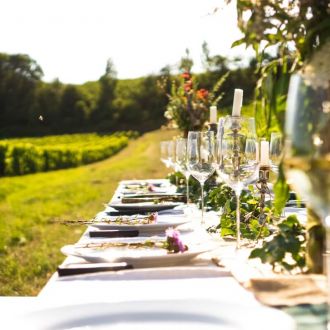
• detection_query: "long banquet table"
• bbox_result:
[0,179,327,329]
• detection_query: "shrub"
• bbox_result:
[0,132,134,176]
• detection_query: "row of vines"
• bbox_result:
[0,131,138,176]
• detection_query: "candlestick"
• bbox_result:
[260,140,270,166]
[210,105,217,124]
[232,89,243,117]
[256,165,271,235]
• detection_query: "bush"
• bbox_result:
[0,132,135,176]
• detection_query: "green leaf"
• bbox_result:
[249,248,264,259]
[231,38,246,48]
[221,228,235,237]
[273,163,289,216]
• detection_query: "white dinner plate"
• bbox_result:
[91,215,189,233]
[60,238,215,267]
[11,299,295,330]
[108,202,182,212]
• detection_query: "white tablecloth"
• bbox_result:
[1,179,298,329]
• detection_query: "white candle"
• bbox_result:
[232,89,243,117]
[210,106,217,124]
[260,140,270,166]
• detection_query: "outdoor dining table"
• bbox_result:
[0,179,327,329]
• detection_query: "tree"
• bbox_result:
[33,79,63,127]
[59,85,92,128]
[178,49,194,73]
[92,59,117,129]
[0,53,43,128]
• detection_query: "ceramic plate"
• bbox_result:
[60,238,214,267]
[108,202,182,212]
[12,299,295,330]
[91,215,189,233]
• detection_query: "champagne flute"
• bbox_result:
[175,138,191,204]
[269,132,283,173]
[284,73,330,311]
[217,116,259,248]
[187,131,216,225]
[167,140,178,172]
[160,141,171,168]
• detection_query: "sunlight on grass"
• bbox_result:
[0,129,177,295]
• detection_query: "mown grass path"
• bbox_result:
[0,129,177,295]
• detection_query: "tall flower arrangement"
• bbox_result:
[162,69,228,137]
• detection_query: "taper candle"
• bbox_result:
[260,140,270,166]
[210,106,217,124]
[232,89,243,117]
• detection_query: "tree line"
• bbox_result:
[0,49,258,138]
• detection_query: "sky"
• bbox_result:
[0,0,252,84]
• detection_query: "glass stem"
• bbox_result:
[185,174,190,204]
[201,182,205,225]
[235,191,241,249]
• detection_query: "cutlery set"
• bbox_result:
[89,229,139,238]
[58,182,188,276]
[57,262,133,276]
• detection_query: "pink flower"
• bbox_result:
[148,183,156,192]
[149,212,158,223]
[165,227,187,253]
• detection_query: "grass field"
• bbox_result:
[0,128,177,296]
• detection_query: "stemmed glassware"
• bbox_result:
[160,140,178,171]
[284,73,330,312]
[160,141,171,168]
[269,132,283,173]
[175,138,191,205]
[216,116,259,248]
[167,140,177,171]
[187,131,216,225]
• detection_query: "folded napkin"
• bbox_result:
[246,275,327,307]
[214,245,327,307]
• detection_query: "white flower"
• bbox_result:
[302,40,330,90]
[164,110,172,120]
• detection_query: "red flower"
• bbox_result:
[181,72,191,80]
[184,80,193,92]
[197,88,209,100]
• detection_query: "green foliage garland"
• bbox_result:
[207,184,271,240]
[250,215,306,273]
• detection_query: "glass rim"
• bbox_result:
[220,115,255,121]
[187,130,215,135]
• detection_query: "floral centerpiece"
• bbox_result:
[162,68,228,137]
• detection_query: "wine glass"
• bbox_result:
[167,140,176,170]
[175,138,191,204]
[217,116,259,248]
[284,73,330,307]
[269,132,283,173]
[187,131,216,225]
[160,141,171,168]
